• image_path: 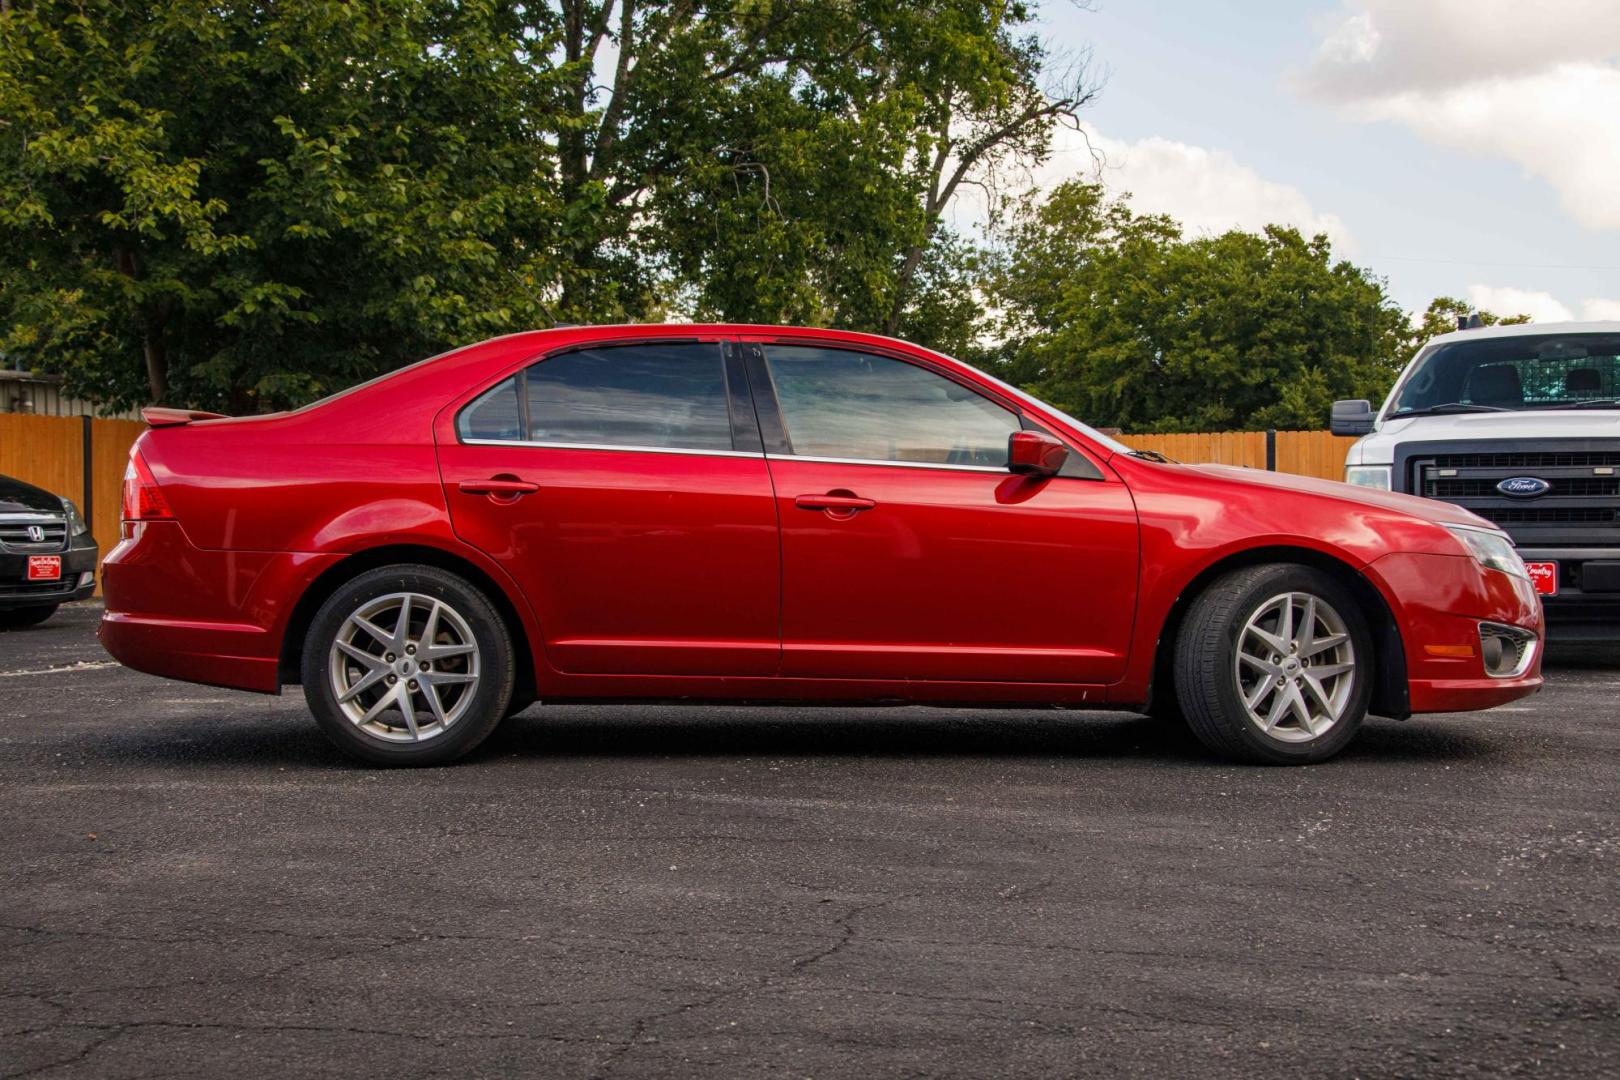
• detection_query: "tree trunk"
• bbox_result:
[884,238,931,336]
[143,330,168,405]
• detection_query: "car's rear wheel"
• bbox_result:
[0,604,59,631]
[1174,564,1373,764]
[302,565,514,766]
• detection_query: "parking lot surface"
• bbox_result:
[2,603,1617,1078]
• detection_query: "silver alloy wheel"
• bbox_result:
[328,592,481,743]
[1233,591,1357,743]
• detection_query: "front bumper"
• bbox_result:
[0,541,98,610]
[1366,551,1544,714]
[1518,547,1620,642]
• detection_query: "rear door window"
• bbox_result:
[459,342,735,452]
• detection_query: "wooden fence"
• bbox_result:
[1118,429,1356,482]
[0,414,146,591]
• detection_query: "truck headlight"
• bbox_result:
[1445,524,1529,580]
[1344,465,1391,490]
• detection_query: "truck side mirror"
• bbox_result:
[1330,400,1376,437]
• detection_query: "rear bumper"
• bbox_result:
[0,543,98,610]
[98,521,339,693]
[1366,552,1544,715]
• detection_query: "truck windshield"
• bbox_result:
[1387,332,1620,416]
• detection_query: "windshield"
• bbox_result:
[1387,332,1620,416]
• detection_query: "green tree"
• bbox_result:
[990,181,1414,432]
[635,1,1095,340]
[0,1,583,411]
[0,0,1093,411]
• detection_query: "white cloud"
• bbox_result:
[1035,124,1355,250]
[1300,1,1620,229]
[1580,297,1620,321]
[1463,284,1620,323]
[1466,285,1574,322]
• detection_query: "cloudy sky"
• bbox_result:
[1032,0,1620,322]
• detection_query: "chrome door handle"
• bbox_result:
[794,493,876,513]
[459,478,539,497]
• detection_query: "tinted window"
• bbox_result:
[527,343,732,451]
[763,346,1019,467]
[458,342,735,451]
[458,376,524,441]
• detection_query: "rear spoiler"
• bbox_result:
[142,407,227,428]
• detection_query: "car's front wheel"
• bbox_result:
[302,565,515,766]
[1174,564,1373,764]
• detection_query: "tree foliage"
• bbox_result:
[0,1,586,410]
[988,181,1418,432]
[0,0,1088,411]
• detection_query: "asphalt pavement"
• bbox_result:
[2,603,1617,1078]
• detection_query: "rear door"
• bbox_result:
[746,340,1139,684]
[438,338,781,677]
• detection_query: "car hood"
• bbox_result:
[1352,409,1620,465]
[1188,463,1495,530]
[0,473,64,514]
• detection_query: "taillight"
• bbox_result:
[121,452,173,523]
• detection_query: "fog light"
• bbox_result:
[1478,622,1536,679]
[78,571,95,588]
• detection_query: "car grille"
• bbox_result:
[1407,447,1620,545]
[0,516,68,553]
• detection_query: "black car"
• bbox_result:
[0,473,98,629]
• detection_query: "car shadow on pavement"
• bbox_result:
[71,706,1501,770]
[476,707,1500,767]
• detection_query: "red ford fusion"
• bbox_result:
[99,325,1543,766]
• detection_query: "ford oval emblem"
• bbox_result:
[1497,476,1552,498]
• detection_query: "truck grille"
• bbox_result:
[0,517,68,553]
[1405,446,1620,546]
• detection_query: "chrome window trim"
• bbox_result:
[460,438,764,459]
[456,440,1012,473]
[767,452,1008,474]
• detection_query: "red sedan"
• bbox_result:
[99,325,1543,765]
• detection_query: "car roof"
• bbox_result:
[1425,320,1620,346]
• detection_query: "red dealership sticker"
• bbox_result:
[26,555,61,581]
[1523,561,1557,597]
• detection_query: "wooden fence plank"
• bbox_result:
[1,414,145,596]
[1118,430,1355,481]
[0,414,83,504]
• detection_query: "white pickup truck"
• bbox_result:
[1333,320,1620,642]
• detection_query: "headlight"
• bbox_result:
[1344,465,1391,490]
[61,498,90,537]
[1445,523,1528,580]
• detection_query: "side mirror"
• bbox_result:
[1008,430,1069,477]
[1330,399,1377,436]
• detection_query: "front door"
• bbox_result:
[749,342,1139,683]
[439,340,781,677]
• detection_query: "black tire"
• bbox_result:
[302,565,515,766]
[0,604,59,631]
[1173,563,1374,765]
